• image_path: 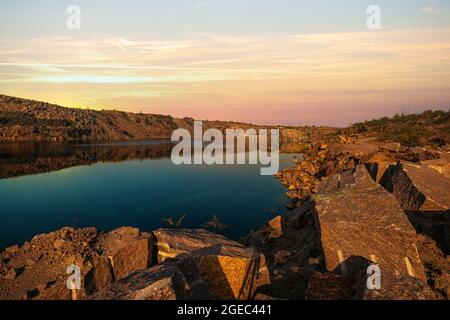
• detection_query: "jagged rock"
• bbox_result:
[92,262,191,300]
[267,216,283,239]
[355,272,434,300]
[313,165,426,283]
[4,245,19,255]
[306,273,355,300]
[380,162,450,212]
[422,158,450,179]
[379,162,450,253]
[415,234,450,300]
[243,205,322,299]
[379,142,401,153]
[86,227,153,293]
[153,228,244,263]
[0,227,153,300]
[95,229,271,300]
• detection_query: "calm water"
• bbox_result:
[0,141,297,248]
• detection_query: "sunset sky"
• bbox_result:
[1,0,450,126]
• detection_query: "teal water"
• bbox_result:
[0,142,295,248]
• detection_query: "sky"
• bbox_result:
[1,0,450,126]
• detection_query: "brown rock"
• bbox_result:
[379,142,401,153]
[380,162,450,212]
[153,228,244,263]
[94,227,153,280]
[95,229,271,300]
[92,262,190,300]
[313,165,426,282]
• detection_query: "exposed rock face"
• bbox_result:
[379,162,450,253]
[422,158,450,179]
[354,272,434,300]
[0,227,154,300]
[379,142,401,153]
[415,234,450,300]
[91,262,193,300]
[0,94,323,143]
[85,227,154,293]
[95,229,271,300]
[313,165,426,282]
[380,162,450,212]
[241,204,323,299]
[153,229,246,263]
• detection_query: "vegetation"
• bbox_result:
[349,109,450,147]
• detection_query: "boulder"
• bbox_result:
[91,262,190,300]
[422,158,450,179]
[313,165,426,282]
[380,162,450,212]
[379,142,401,153]
[86,227,153,292]
[95,229,271,300]
[355,271,434,300]
[242,205,323,299]
[153,228,245,263]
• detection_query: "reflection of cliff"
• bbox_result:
[0,142,173,179]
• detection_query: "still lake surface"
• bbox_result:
[0,141,298,248]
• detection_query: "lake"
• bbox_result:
[0,141,299,248]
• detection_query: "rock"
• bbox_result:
[415,234,450,300]
[243,205,322,299]
[313,165,426,282]
[355,271,434,300]
[379,162,450,253]
[84,257,114,293]
[53,239,65,250]
[380,162,450,212]
[94,227,153,280]
[4,245,19,255]
[95,229,271,300]
[153,228,244,263]
[379,142,401,153]
[0,226,153,300]
[274,250,291,265]
[267,216,283,239]
[3,268,17,280]
[92,262,190,300]
[422,158,450,179]
[306,273,355,300]
[254,293,276,300]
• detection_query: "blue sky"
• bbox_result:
[2,0,450,38]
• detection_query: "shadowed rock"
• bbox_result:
[380,162,450,212]
[379,162,450,253]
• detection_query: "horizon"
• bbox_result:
[1,0,450,126]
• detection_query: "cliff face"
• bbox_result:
[0,95,323,143]
[0,95,193,142]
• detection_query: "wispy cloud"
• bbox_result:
[1,28,450,125]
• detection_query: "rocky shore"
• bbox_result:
[1,136,449,300]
